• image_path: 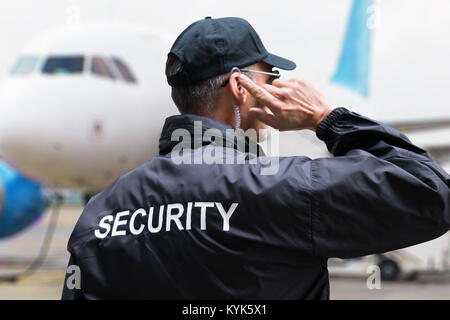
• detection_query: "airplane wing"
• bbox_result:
[387,119,450,133]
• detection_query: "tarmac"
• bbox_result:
[0,204,449,300]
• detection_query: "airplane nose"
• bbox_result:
[0,76,109,188]
[0,121,51,183]
[0,81,58,181]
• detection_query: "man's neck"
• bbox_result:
[185,105,234,128]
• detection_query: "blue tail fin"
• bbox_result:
[332,0,374,97]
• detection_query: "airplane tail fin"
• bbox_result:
[332,0,374,97]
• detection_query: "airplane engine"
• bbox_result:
[0,161,48,238]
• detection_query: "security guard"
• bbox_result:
[62,17,450,299]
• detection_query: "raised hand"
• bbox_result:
[238,74,335,131]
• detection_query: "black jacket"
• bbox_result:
[62,107,450,299]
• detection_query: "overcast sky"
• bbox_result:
[1,0,449,121]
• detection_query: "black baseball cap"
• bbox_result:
[167,16,296,87]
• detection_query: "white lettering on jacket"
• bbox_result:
[94,202,238,239]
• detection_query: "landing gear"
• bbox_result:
[0,192,64,282]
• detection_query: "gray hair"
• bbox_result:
[165,54,254,115]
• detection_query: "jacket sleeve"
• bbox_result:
[310,107,450,259]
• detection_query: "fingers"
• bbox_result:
[248,107,278,128]
[238,74,282,111]
[271,78,306,89]
[262,84,285,100]
[271,79,295,88]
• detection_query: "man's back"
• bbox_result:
[62,109,449,299]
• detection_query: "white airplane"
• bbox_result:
[0,23,174,237]
[0,24,173,192]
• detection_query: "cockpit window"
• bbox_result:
[10,56,39,75]
[111,57,137,83]
[42,56,84,74]
[91,56,115,79]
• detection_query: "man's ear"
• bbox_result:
[229,72,246,101]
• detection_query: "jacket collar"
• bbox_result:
[158,113,265,157]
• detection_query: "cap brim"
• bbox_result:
[263,53,296,70]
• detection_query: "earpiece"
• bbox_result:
[239,87,243,93]
[233,105,241,129]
